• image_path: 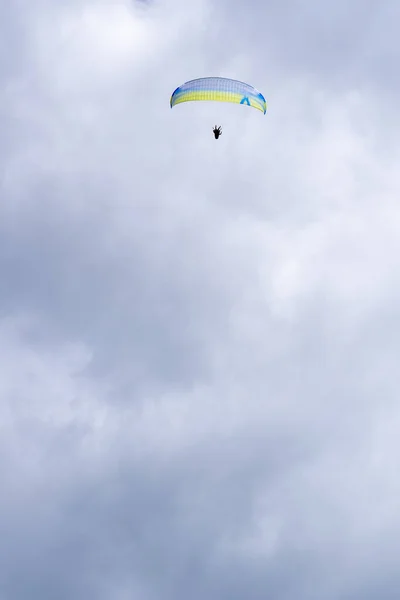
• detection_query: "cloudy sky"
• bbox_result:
[1,0,400,598]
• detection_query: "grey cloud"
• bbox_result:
[210,0,400,99]
[1,0,400,599]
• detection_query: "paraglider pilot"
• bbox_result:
[213,125,222,139]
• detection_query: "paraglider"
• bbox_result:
[213,125,222,139]
[170,77,266,137]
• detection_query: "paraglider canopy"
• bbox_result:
[170,77,267,114]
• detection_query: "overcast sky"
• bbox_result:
[1,1,400,598]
